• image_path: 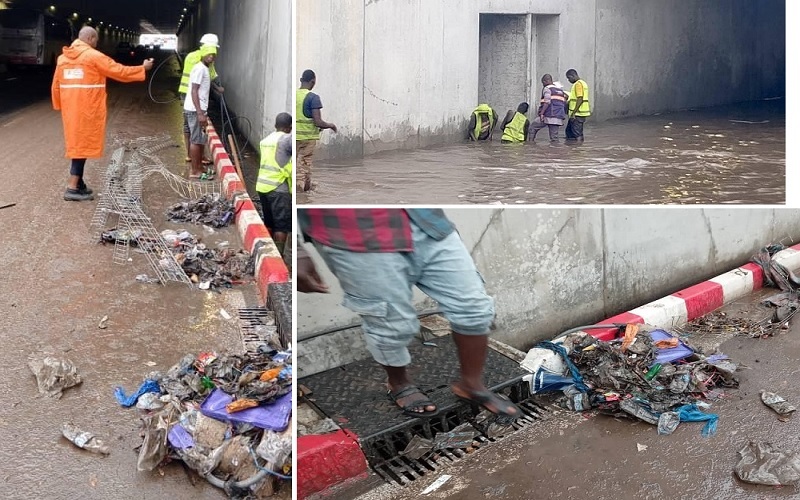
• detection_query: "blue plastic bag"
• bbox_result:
[114,379,161,407]
[676,403,718,436]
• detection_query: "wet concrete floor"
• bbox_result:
[0,57,278,499]
[349,288,800,500]
[301,99,785,205]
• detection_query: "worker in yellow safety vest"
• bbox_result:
[178,33,224,164]
[565,69,591,141]
[468,104,498,141]
[296,69,337,193]
[256,112,293,255]
[500,103,530,143]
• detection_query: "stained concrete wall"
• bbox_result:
[478,14,530,117]
[179,0,292,147]
[297,0,595,159]
[297,0,784,159]
[295,0,364,158]
[298,209,800,351]
[595,0,786,118]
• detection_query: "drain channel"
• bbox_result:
[365,381,552,486]
[238,307,278,355]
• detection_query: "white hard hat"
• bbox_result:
[199,33,219,47]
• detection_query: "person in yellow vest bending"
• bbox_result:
[565,69,591,142]
[296,69,337,193]
[468,104,498,141]
[256,113,293,255]
[178,33,224,164]
[500,103,530,143]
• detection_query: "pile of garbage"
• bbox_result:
[101,228,143,245]
[677,244,800,339]
[161,229,254,289]
[167,193,234,228]
[522,324,736,436]
[116,350,293,498]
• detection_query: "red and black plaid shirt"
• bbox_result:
[299,208,413,252]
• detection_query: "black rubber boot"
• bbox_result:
[64,188,94,201]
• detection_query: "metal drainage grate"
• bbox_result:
[300,337,540,487]
[366,380,553,486]
[238,308,278,355]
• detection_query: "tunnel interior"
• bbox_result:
[0,0,189,54]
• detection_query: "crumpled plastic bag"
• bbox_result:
[657,411,680,435]
[28,356,82,399]
[761,391,796,418]
[115,379,160,407]
[137,412,169,471]
[735,441,800,486]
[62,423,110,455]
[256,429,292,466]
[175,441,230,477]
[675,404,718,436]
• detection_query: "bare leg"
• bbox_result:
[189,143,204,176]
[383,365,436,413]
[451,332,519,417]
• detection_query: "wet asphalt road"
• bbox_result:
[301,99,785,205]
[351,289,800,500]
[0,58,274,499]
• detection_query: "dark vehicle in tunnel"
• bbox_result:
[114,41,146,64]
[0,8,73,67]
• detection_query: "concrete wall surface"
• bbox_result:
[297,0,784,159]
[595,0,786,118]
[298,208,800,351]
[179,0,292,148]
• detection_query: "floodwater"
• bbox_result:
[301,99,785,205]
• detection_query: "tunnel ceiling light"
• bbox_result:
[72,12,78,18]
[183,7,187,12]
[49,5,56,11]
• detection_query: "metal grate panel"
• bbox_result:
[238,307,278,355]
[300,335,543,486]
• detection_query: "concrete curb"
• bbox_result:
[586,243,800,341]
[298,430,369,499]
[205,123,289,301]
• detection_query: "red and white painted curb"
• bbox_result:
[205,123,289,300]
[587,243,800,341]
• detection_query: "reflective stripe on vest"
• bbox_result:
[472,104,495,139]
[178,50,218,94]
[501,112,527,143]
[295,88,320,141]
[256,131,291,194]
[568,79,591,117]
[541,85,567,120]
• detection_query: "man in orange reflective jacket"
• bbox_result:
[52,26,154,201]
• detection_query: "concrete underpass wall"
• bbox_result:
[179,0,292,148]
[297,0,594,160]
[298,209,800,351]
[296,0,364,158]
[298,0,784,159]
[595,0,786,118]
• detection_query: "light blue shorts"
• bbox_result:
[315,222,495,367]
